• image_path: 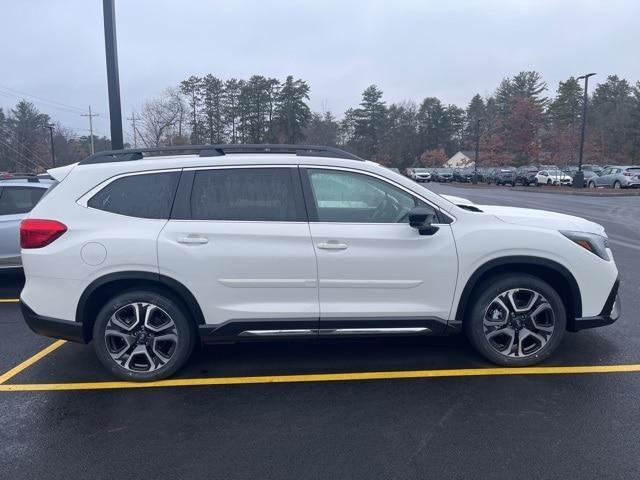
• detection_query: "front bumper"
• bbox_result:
[20,301,87,343]
[570,279,620,331]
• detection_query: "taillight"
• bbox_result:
[623,172,633,176]
[20,219,67,249]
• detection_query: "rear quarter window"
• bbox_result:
[88,171,180,219]
[0,186,47,215]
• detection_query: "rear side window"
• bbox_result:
[0,186,46,215]
[189,168,303,221]
[88,172,180,219]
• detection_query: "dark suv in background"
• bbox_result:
[488,168,516,186]
[516,166,539,186]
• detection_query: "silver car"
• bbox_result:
[0,178,52,269]
[588,166,640,189]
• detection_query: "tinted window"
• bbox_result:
[190,168,301,221]
[88,171,180,219]
[0,186,46,215]
[307,169,429,223]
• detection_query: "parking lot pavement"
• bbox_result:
[1,185,640,479]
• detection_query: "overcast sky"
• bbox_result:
[2,0,639,141]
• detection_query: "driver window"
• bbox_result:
[307,169,431,223]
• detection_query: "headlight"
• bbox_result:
[560,231,610,260]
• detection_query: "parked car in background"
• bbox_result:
[488,168,516,186]
[564,166,599,186]
[0,178,52,269]
[516,166,539,186]
[535,169,572,186]
[412,168,432,183]
[434,168,453,182]
[587,166,640,189]
[453,168,474,183]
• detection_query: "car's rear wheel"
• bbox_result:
[464,274,566,366]
[93,290,195,381]
[614,181,621,189]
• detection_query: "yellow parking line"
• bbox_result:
[2,363,640,392]
[0,299,20,303]
[0,340,66,385]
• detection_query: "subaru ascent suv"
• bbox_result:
[20,145,620,381]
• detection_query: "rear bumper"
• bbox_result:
[570,279,621,331]
[20,300,87,343]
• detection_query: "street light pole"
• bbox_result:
[574,72,596,188]
[44,124,55,168]
[103,0,124,150]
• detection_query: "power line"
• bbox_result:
[0,138,46,171]
[0,84,86,113]
[0,126,44,162]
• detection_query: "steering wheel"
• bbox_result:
[371,193,405,222]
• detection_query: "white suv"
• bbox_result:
[20,145,620,381]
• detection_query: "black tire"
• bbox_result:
[93,289,195,381]
[588,181,596,188]
[547,179,552,185]
[613,181,621,189]
[464,274,566,367]
[535,179,540,187]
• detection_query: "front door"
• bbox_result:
[158,166,319,332]
[301,167,458,334]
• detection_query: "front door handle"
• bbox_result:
[177,235,209,245]
[318,241,348,251]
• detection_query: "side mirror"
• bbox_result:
[408,207,439,236]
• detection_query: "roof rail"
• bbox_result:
[78,144,364,165]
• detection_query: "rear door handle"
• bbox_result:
[318,241,348,251]
[177,235,209,245]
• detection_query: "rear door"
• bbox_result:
[301,166,458,333]
[157,166,319,331]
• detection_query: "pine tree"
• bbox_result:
[548,77,583,131]
[179,76,203,144]
[223,79,242,143]
[352,85,387,157]
[202,74,225,144]
[275,76,311,144]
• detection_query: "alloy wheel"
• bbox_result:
[482,288,555,358]
[104,302,179,372]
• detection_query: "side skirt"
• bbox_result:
[198,317,448,343]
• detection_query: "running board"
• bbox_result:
[238,327,431,337]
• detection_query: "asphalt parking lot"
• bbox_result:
[1,185,639,479]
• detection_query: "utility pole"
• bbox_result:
[574,73,596,188]
[81,106,99,154]
[103,0,124,149]
[126,112,137,148]
[44,124,55,168]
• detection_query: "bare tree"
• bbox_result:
[136,89,188,147]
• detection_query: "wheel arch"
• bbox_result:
[454,256,582,330]
[76,271,205,342]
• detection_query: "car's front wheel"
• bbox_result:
[93,290,195,381]
[464,274,566,366]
